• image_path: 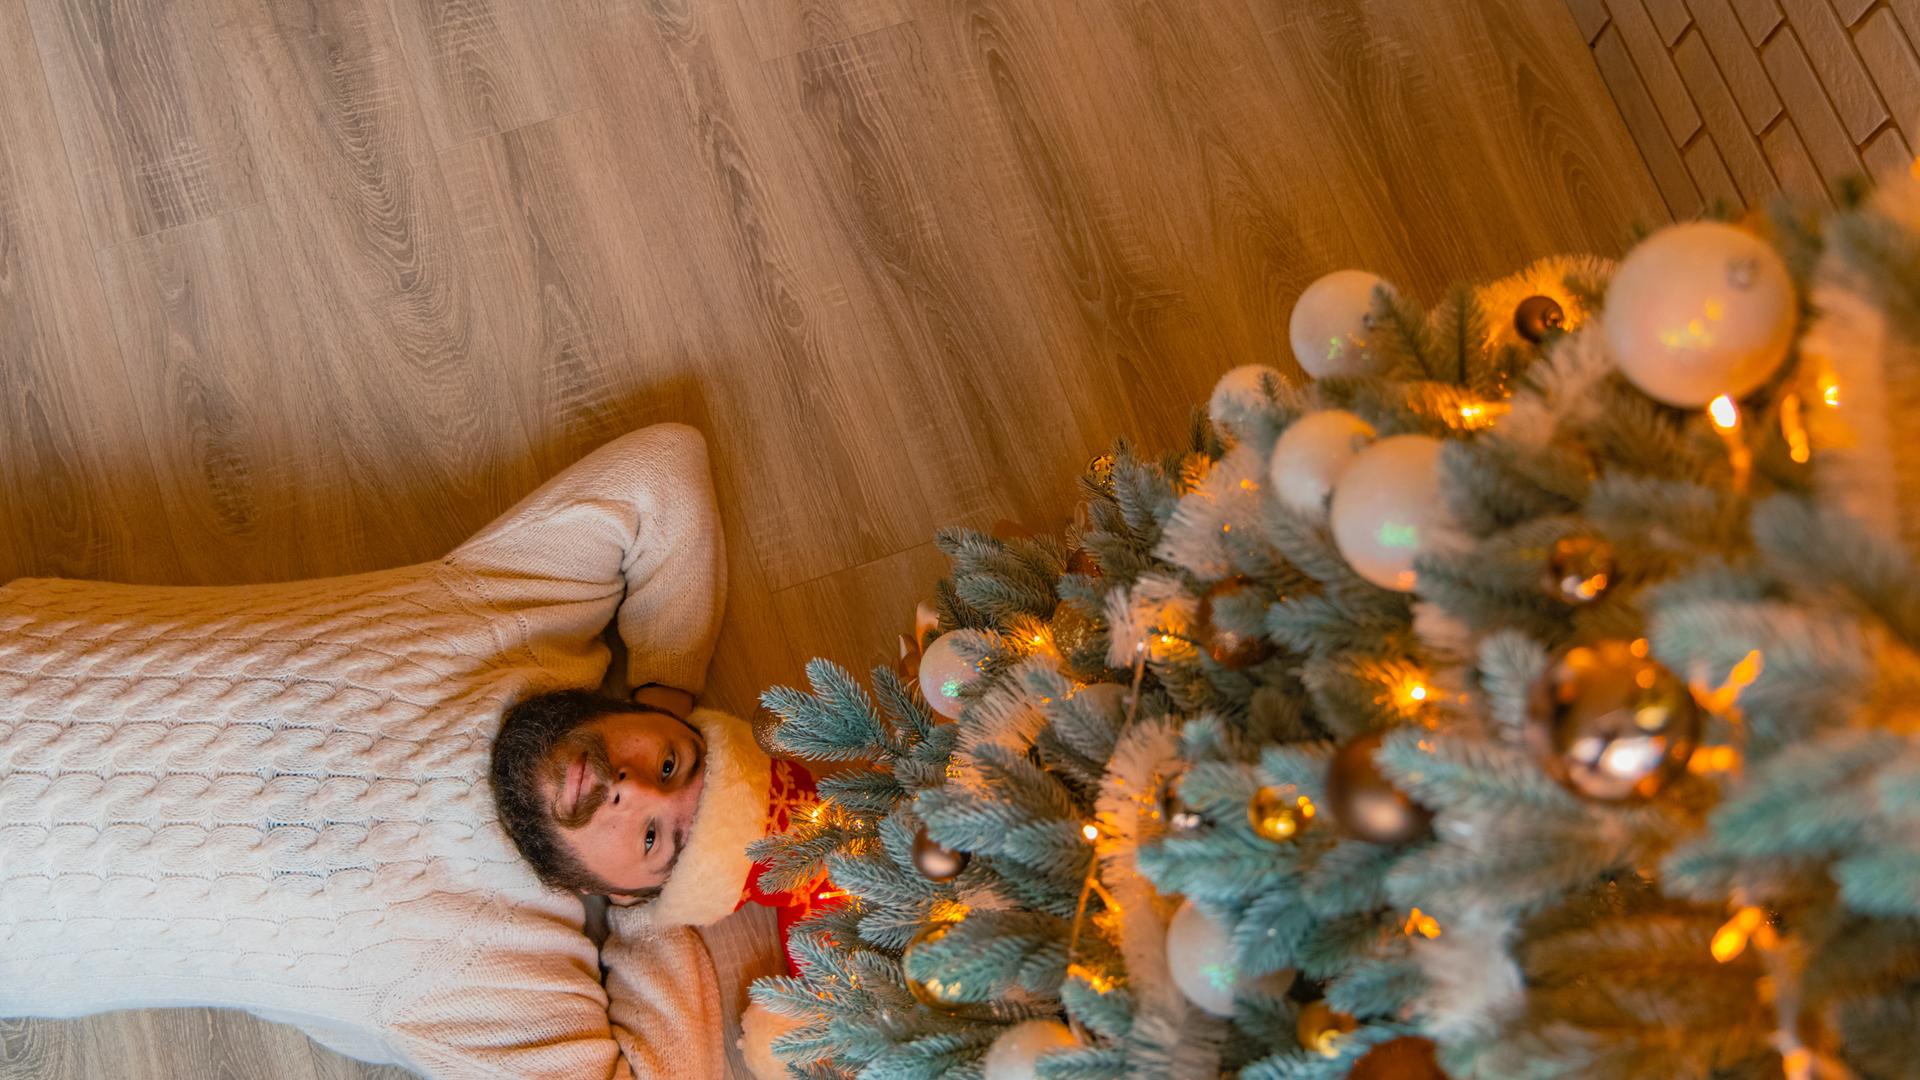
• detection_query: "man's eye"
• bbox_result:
[644,823,656,854]
[662,754,676,781]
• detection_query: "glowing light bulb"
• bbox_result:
[1712,906,1766,962]
[1708,395,1739,430]
[1082,824,1099,841]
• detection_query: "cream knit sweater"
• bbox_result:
[0,423,735,1079]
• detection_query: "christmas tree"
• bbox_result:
[738,175,1920,1080]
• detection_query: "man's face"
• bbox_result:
[541,710,706,899]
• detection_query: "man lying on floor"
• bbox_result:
[0,424,770,1079]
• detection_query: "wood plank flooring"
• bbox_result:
[0,0,1664,1076]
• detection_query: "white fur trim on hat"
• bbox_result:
[631,706,770,928]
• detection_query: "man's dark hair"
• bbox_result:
[490,688,661,901]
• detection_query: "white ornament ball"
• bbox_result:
[1167,897,1244,1017]
[1604,221,1796,407]
[737,1001,807,1080]
[1289,270,1397,378]
[919,629,992,719]
[981,1018,1080,1080]
[1270,409,1377,514]
[1329,434,1455,592]
[1209,364,1287,440]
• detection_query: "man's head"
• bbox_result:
[490,689,707,904]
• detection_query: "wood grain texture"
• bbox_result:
[26,0,260,247]
[3,0,1665,1075]
[386,0,583,147]
[0,0,184,586]
[734,0,908,60]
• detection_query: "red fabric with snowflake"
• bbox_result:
[737,758,842,976]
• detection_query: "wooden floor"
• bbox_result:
[0,0,1665,1076]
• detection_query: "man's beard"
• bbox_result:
[548,728,613,829]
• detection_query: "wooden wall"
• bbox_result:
[1568,0,1920,213]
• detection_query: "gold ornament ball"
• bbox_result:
[911,824,971,882]
[1197,577,1274,669]
[1296,1000,1358,1057]
[1326,731,1433,845]
[1348,1036,1449,1080]
[1513,294,1567,344]
[1088,453,1117,486]
[1528,640,1702,801]
[1248,784,1315,843]
[1545,535,1615,604]
[904,920,967,1010]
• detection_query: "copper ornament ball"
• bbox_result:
[1545,535,1614,604]
[1513,294,1567,344]
[1197,577,1274,669]
[750,705,786,758]
[1348,1036,1449,1080]
[911,824,970,882]
[1248,784,1314,843]
[1528,640,1701,801]
[1326,731,1433,845]
[1065,546,1102,578]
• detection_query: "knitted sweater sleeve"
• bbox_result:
[384,909,725,1080]
[446,423,727,695]
[602,916,727,1079]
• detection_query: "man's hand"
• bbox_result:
[632,683,695,720]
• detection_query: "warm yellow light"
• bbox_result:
[1712,906,1766,962]
[1082,824,1099,841]
[1402,908,1441,939]
[1239,478,1258,491]
[1781,393,1811,464]
[1699,649,1765,717]
[1821,377,1841,408]
[1395,677,1432,708]
[1067,963,1119,994]
[1708,395,1739,431]
[1689,745,1742,774]
[1630,638,1650,658]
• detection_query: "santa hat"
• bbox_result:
[627,706,771,928]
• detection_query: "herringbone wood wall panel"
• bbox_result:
[1568,0,1920,212]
